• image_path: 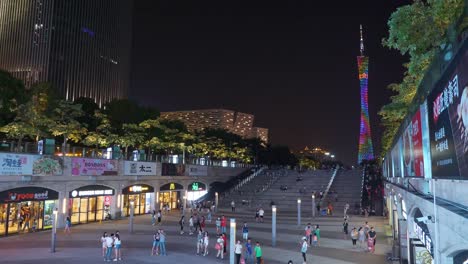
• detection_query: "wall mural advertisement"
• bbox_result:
[391,137,403,177]
[403,110,425,177]
[428,48,468,178]
[71,158,118,176]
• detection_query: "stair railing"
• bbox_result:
[319,167,339,205]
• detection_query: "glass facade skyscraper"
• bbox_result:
[0,0,133,107]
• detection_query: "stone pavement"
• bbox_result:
[0,208,394,264]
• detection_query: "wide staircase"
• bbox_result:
[325,168,363,217]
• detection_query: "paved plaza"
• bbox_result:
[0,208,394,264]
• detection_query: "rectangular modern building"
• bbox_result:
[0,0,133,107]
[161,109,269,143]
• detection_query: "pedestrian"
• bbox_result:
[245,238,253,264]
[368,227,377,253]
[258,208,264,222]
[215,217,221,234]
[159,229,167,256]
[255,209,259,222]
[305,223,312,245]
[203,231,209,256]
[179,215,185,235]
[222,232,227,256]
[351,227,358,248]
[242,222,249,240]
[316,204,321,216]
[189,215,195,235]
[300,237,308,264]
[364,221,370,236]
[200,215,206,232]
[101,232,108,259]
[315,225,321,246]
[64,216,71,234]
[235,240,243,264]
[343,218,349,239]
[254,241,262,264]
[114,233,122,261]
[151,210,156,226]
[152,230,160,256]
[327,203,333,216]
[312,232,318,247]
[157,210,162,225]
[105,233,114,262]
[196,230,204,255]
[221,215,227,233]
[207,208,212,222]
[358,227,366,249]
[344,203,350,217]
[231,200,236,212]
[216,234,224,259]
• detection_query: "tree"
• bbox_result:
[379,0,464,157]
[82,111,116,155]
[49,100,87,156]
[104,99,159,133]
[74,97,100,131]
[116,123,145,158]
[0,69,28,126]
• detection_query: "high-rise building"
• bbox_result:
[0,0,133,107]
[161,109,269,143]
[357,25,374,163]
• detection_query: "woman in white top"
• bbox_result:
[234,240,243,264]
[114,234,122,261]
[216,235,224,259]
[301,237,308,264]
[203,231,209,256]
[101,232,107,258]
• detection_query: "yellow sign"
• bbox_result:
[129,185,148,192]
[169,183,175,190]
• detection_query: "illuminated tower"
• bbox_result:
[357,25,374,163]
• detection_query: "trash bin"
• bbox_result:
[321,209,327,216]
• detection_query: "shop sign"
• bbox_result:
[71,158,118,176]
[104,196,111,206]
[0,187,59,202]
[122,184,154,194]
[413,222,433,257]
[123,161,156,176]
[188,182,206,191]
[187,165,208,176]
[69,185,115,198]
[0,153,35,175]
[161,163,185,176]
[160,182,183,191]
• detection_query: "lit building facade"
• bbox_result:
[0,0,133,107]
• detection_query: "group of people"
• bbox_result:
[100,231,122,262]
[304,223,321,247]
[151,229,167,256]
[345,220,377,253]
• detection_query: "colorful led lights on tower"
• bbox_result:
[357,25,374,163]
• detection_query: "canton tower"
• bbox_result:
[357,25,374,163]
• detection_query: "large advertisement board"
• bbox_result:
[428,48,468,178]
[71,158,118,176]
[161,163,185,176]
[403,110,425,177]
[391,137,403,177]
[123,161,156,176]
[187,165,208,177]
[0,153,62,176]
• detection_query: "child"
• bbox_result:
[312,232,318,247]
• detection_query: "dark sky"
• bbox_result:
[130,0,410,165]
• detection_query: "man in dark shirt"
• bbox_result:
[368,227,377,245]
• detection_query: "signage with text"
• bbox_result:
[71,158,118,176]
[187,165,208,176]
[69,185,115,198]
[188,182,206,191]
[0,187,59,202]
[160,182,184,191]
[161,163,185,176]
[123,161,156,176]
[122,184,154,194]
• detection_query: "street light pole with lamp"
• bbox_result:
[230,218,236,264]
[312,194,316,218]
[50,207,58,253]
[297,198,301,226]
[215,192,219,212]
[272,205,277,247]
[129,200,135,234]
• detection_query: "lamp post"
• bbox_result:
[215,192,219,212]
[297,198,301,226]
[272,205,277,247]
[312,194,316,218]
[50,207,58,253]
[183,195,186,215]
[230,218,236,264]
[129,200,135,234]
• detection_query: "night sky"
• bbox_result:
[130,0,411,165]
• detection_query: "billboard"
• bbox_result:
[428,48,468,178]
[403,110,424,177]
[71,158,118,176]
[0,153,62,176]
[161,163,185,176]
[123,161,156,176]
[391,137,403,177]
[187,165,208,177]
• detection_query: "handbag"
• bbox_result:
[240,258,245,264]
[215,243,221,250]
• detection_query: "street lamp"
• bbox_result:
[230,218,236,264]
[272,205,277,247]
[215,192,219,212]
[183,195,187,215]
[312,194,316,218]
[129,200,135,234]
[50,207,58,253]
[297,198,301,226]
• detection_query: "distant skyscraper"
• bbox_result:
[357,25,374,163]
[0,0,133,107]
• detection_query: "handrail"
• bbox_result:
[359,165,366,212]
[223,167,266,198]
[320,167,339,204]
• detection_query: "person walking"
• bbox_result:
[344,203,350,217]
[245,238,253,264]
[222,233,228,256]
[258,208,264,223]
[179,215,185,235]
[350,227,358,248]
[231,200,236,212]
[113,233,122,261]
[368,227,377,253]
[151,210,156,226]
[104,233,114,262]
[242,222,249,240]
[216,234,224,259]
[197,230,204,255]
[203,231,209,256]
[189,215,195,235]
[200,216,206,232]
[255,209,260,222]
[343,218,349,239]
[157,210,162,225]
[315,225,321,246]
[152,230,160,256]
[159,229,167,256]
[305,223,312,245]
[207,208,212,222]
[358,227,366,249]
[101,232,108,259]
[221,215,227,233]
[64,216,71,235]
[300,237,308,264]
[215,217,221,234]
[235,240,243,264]
[254,241,262,264]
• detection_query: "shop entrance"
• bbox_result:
[0,187,58,236]
[69,185,114,224]
[187,182,207,201]
[159,183,183,210]
[122,184,154,216]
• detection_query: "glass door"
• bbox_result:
[88,197,97,222]
[96,196,104,221]
[71,198,80,224]
[8,203,19,235]
[79,198,88,224]
[0,204,7,236]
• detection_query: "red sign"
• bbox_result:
[412,110,424,177]
[104,196,111,206]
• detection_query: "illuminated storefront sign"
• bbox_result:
[160,183,183,191]
[69,185,115,198]
[122,184,154,194]
[0,187,59,202]
[188,182,206,191]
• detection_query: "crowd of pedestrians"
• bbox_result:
[100,231,122,261]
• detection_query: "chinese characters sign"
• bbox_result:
[123,161,156,176]
[0,153,34,175]
[71,158,118,176]
[402,110,425,177]
[187,165,208,177]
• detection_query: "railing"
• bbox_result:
[233,167,266,192]
[359,165,366,213]
[319,167,339,205]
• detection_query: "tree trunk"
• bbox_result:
[62,137,68,157]
[125,146,129,160]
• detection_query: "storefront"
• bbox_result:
[0,187,58,236]
[187,182,207,201]
[122,184,154,216]
[69,185,114,224]
[409,208,434,264]
[158,183,183,210]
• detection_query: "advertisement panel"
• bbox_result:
[0,153,35,175]
[187,165,208,177]
[123,161,156,176]
[420,101,433,179]
[71,158,118,176]
[428,48,468,178]
[161,163,185,176]
[33,156,63,176]
[403,110,425,177]
[391,137,403,177]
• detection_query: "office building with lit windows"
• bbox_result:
[161,109,269,143]
[0,0,133,107]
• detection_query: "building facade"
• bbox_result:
[161,109,269,143]
[0,0,133,107]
